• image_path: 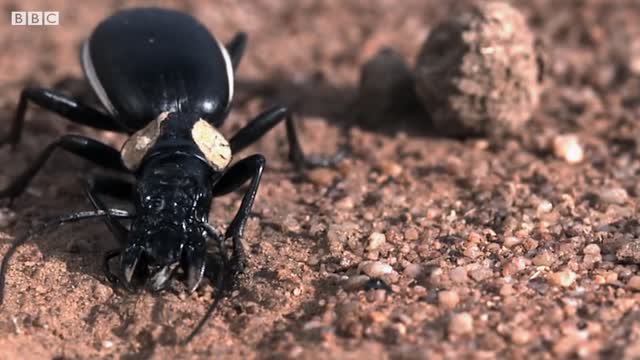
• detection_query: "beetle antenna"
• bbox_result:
[182,223,235,345]
[0,208,134,306]
[182,262,228,345]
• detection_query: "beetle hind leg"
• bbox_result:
[225,32,247,71]
[0,87,126,149]
[229,106,347,170]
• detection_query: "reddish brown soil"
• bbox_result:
[1,1,640,359]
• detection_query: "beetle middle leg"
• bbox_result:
[229,106,346,169]
[212,154,265,274]
[0,87,127,149]
[0,135,126,203]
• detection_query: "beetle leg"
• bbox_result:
[225,32,247,71]
[212,154,265,274]
[85,175,135,285]
[0,135,127,204]
[0,87,126,149]
[86,175,134,245]
[229,106,347,169]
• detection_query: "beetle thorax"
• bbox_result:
[121,112,232,172]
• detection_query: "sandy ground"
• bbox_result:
[1,0,640,359]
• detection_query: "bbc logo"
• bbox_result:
[11,11,59,26]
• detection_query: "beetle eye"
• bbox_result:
[145,197,165,211]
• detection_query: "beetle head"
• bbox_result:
[120,157,214,292]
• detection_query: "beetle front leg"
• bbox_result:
[212,154,265,274]
[1,87,126,149]
[229,106,347,170]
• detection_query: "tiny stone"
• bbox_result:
[102,340,113,349]
[616,241,640,263]
[532,250,555,267]
[403,263,423,279]
[292,288,302,296]
[469,266,493,282]
[438,290,460,309]
[368,232,386,250]
[448,312,473,336]
[335,196,355,209]
[404,228,419,241]
[583,244,601,255]
[503,236,522,248]
[378,160,403,177]
[306,168,336,187]
[626,276,640,291]
[282,215,301,232]
[511,328,531,345]
[599,187,628,205]
[499,284,515,296]
[92,283,113,301]
[369,311,387,323]
[553,134,583,164]
[548,270,577,287]
[360,261,394,278]
[537,200,553,215]
[0,208,16,228]
[463,245,482,259]
[449,267,468,283]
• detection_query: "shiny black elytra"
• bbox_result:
[0,8,343,343]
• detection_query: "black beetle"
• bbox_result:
[0,7,344,343]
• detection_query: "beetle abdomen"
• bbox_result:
[82,8,233,131]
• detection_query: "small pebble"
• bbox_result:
[449,267,468,283]
[626,276,640,291]
[532,250,555,267]
[511,328,531,345]
[469,266,493,282]
[536,200,553,215]
[553,134,583,164]
[0,208,16,228]
[378,160,403,177]
[367,232,386,250]
[92,283,113,301]
[448,312,473,336]
[499,284,515,296]
[599,187,628,205]
[306,168,336,187]
[403,263,423,279]
[548,270,577,287]
[583,244,601,255]
[503,236,522,248]
[360,261,394,278]
[102,340,113,349]
[438,290,460,309]
[403,228,419,241]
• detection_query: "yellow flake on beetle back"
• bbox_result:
[121,112,168,170]
[192,119,231,171]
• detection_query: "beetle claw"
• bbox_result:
[184,244,206,293]
[121,246,143,286]
[149,265,175,292]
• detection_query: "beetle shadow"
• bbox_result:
[52,71,450,140]
[232,70,443,139]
